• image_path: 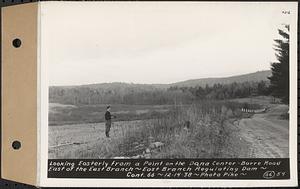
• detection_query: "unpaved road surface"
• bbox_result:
[238,104,289,158]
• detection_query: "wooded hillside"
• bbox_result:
[49,70,271,105]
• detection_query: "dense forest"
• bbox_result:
[49,79,270,105]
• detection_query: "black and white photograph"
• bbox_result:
[45,2,294,160]
[0,1,297,187]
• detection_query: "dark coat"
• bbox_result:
[105,111,112,121]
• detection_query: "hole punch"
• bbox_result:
[12,38,22,48]
[12,140,21,150]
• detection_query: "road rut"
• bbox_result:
[238,105,289,158]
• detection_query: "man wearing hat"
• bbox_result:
[105,105,116,137]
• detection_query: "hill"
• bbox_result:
[49,70,271,105]
[52,70,271,89]
[168,70,271,88]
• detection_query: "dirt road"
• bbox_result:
[238,104,289,158]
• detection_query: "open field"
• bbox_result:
[49,103,176,125]
[49,96,274,126]
[48,96,289,159]
[49,118,251,159]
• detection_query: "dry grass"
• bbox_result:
[108,100,249,158]
[49,100,252,159]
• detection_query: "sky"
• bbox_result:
[40,2,296,86]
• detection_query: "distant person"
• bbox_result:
[105,106,116,138]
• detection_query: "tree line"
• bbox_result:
[168,80,269,100]
[49,80,270,105]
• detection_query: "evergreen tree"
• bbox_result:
[268,25,289,104]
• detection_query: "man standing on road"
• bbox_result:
[105,106,116,138]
